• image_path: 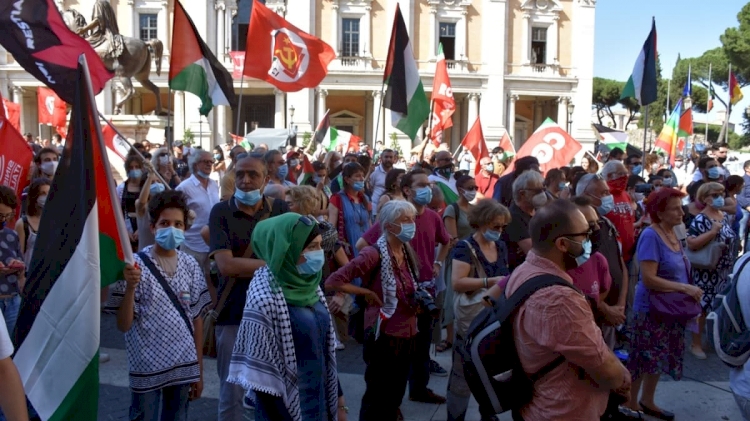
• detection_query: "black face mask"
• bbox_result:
[436,164,453,178]
[718,157,727,164]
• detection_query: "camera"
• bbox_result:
[414,287,440,317]
[634,183,654,194]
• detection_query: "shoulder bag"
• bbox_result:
[454,239,490,336]
[684,216,726,270]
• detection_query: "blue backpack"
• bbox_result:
[707,255,750,368]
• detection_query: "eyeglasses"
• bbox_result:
[491,224,509,231]
[0,212,15,222]
[199,160,215,165]
[557,229,593,240]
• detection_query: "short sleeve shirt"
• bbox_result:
[566,252,612,302]
[452,237,509,278]
[443,203,473,240]
[0,228,23,296]
[633,227,691,314]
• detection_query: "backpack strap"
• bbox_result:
[451,202,460,221]
[22,216,30,254]
[137,251,194,336]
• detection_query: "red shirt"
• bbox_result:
[605,191,636,262]
[475,171,499,197]
[566,252,612,303]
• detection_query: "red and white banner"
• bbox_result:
[37,87,67,128]
[0,91,33,213]
[503,118,582,175]
[229,51,245,79]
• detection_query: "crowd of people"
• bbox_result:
[2,133,750,421]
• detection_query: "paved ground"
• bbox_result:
[98,313,744,420]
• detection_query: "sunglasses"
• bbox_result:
[558,229,593,240]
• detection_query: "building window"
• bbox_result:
[341,18,360,57]
[139,14,158,41]
[439,22,456,60]
[531,27,547,64]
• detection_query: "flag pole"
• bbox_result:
[166,88,172,153]
[705,63,712,145]
[725,64,732,145]
[235,73,245,136]
[666,79,671,118]
[373,82,386,148]
[641,105,649,178]
[199,114,203,149]
[98,112,170,187]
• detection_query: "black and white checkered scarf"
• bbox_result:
[227,266,338,421]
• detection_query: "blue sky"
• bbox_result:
[594,0,748,128]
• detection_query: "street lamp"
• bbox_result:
[566,102,575,133]
[289,105,295,127]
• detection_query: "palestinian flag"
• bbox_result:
[297,154,316,185]
[13,57,133,421]
[313,110,330,146]
[383,4,429,141]
[620,18,658,106]
[169,0,237,116]
[592,123,630,151]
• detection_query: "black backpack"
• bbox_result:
[459,274,577,418]
[707,254,750,368]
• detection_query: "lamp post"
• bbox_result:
[289,105,295,128]
[566,102,575,133]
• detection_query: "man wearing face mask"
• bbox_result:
[492,156,541,208]
[429,150,460,205]
[209,154,289,421]
[264,149,295,188]
[33,147,60,180]
[369,149,396,217]
[475,157,499,199]
[595,161,637,264]
[486,199,631,421]
[176,151,220,303]
[504,170,548,269]
[357,169,453,404]
[625,154,643,177]
[715,142,731,178]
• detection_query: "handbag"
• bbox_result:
[648,232,702,323]
[685,216,727,270]
[136,252,194,336]
[454,240,489,336]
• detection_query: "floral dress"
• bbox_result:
[688,213,736,312]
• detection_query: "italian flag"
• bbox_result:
[383,4,429,141]
[324,127,361,153]
[13,57,133,421]
[169,0,237,116]
[620,18,658,106]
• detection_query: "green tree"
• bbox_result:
[670,49,729,113]
[721,2,750,84]
[389,132,403,157]
[592,78,624,125]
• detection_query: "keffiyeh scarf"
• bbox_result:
[227,266,339,421]
[376,234,418,339]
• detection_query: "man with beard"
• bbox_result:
[428,150,459,205]
[369,149,396,216]
[716,143,731,178]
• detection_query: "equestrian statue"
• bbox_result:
[63,0,164,115]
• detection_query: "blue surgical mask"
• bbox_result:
[413,186,433,205]
[707,167,721,180]
[277,163,289,179]
[313,176,323,184]
[214,153,222,160]
[568,238,593,267]
[235,188,262,206]
[353,181,365,191]
[483,229,501,242]
[598,194,615,215]
[712,196,725,208]
[155,226,185,251]
[149,183,165,195]
[197,170,211,179]
[663,177,674,187]
[395,222,416,242]
[128,169,142,179]
[297,249,325,275]
[558,182,567,191]
[632,165,643,175]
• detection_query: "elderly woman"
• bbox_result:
[626,188,703,420]
[446,199,510,421]
[326,200,420,421]
[687,182,736,359]
[151,147,181,189]
[227,213,348,421]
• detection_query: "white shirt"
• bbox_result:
[176,175,219,253]
[0,308,12,359]
[369,164,389,215]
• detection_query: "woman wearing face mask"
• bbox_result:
[16,178,51,268]
[377,168,406,211]
[627,175,650,236]
[151,147,181,189]
[446,199,510,421]
[328,162,372,260]
[686,182,736,359]
[134,170,168,251]
[625,188,699,420]
[228,213,351,421]
[112,191,211,421]
[327,200,423,421]
[211,146,226,183]
[116,155,147,250]
[437,175,476,354]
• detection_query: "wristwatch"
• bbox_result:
[433,261,443,267]
[338,405,349,413]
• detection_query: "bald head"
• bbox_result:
[530,199,588,253]
[263,183,287,201]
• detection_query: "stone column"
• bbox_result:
[216,105,228,144]
[160,1,170,56]
[549,16,559,64]
[467,93,480,127]
[216,1,226,61]
[521,13,531,64]
[274,89,285,129]
[331,2,340,56]
[534,101,543,129]
[451,99,461,149]
[457,10,468,61]
[363,4,372,58]
[371,90,382,145]
[508,94,518,146]
[317,89,328,125]
[128,0,137,42]
[12,86,24,134]
[429,5,438,58]
[174,91,185,140]
[557,96,568,129]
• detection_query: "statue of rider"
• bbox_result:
[76,0,124,65]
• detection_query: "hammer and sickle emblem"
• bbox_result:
[275,46,298,70]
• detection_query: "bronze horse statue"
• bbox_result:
[63,7,163,115]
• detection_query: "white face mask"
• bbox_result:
[462,189,477,202]
[531,191,548,208]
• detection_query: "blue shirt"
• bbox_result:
[633,227,691,314]
[738,174,750,208]
[452,236,510,278]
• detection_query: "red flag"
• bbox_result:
[229,51,245,79]
[460,117,489,176]
[37,87,67,127]
[2,97,20,133]
[55,125,67,139]
[101,121,131,160]
[348,133,362,154]
[429,44,455,146]
[503,118,582,175]
[499,130,516,155]
[0,92,33,215]
[244,0,335,92]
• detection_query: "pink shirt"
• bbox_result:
[505,251,610,421]
[566,252,612,303]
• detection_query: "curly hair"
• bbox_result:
[467,199,510,229]
[148,190,190,225]
[287,185,321,216]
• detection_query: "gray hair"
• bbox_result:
[512,170,544,201]
[575,173,600,197]
[600,160,626,180]
[263,183,287,201]
[151,147,170,168]
[378,200,417,232]
[188,150,211,173]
